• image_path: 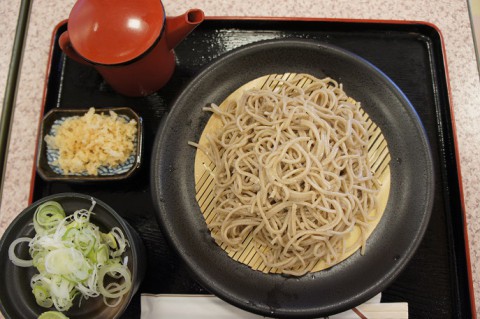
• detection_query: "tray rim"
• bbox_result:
[29,16,475,318]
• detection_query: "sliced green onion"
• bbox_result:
[38,310,70,319]
[33,281,53,308]
[96,244,110,266]
[8,237,33,267]
[45,248,91,282]
[33,201,66,235]
[61,227,79,243]
[102,282,124,307]
[74,228,96,256]
[97,264,132,299]
[32,251,47,273]
[100,232,118,250]
[8,200,132,313]
[109,227,129,257]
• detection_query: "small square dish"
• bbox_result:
[36,107,143,182]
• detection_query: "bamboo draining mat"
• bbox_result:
[193,73,390,273]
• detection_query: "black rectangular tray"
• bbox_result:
[31,18,473,318]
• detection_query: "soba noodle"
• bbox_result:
[190,74,380,276]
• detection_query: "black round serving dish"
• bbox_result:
[151,39,434,318]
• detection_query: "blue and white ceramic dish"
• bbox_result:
[37,107,143,182]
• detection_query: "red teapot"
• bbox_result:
[59,0,204,96]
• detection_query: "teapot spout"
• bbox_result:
[166,9,205,50]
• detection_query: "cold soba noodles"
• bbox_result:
[190,74,388,276]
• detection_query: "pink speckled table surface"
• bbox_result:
[0,2,21,120]
[1,0,479,317]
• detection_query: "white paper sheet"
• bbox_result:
[141,293,408,319]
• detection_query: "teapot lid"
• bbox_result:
[68,0,165,65]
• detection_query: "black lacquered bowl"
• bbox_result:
[0,193,146,319]
[151,39,435,317]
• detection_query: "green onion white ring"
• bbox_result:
[8,237,33,267]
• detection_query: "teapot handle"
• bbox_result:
[59,30,90,66]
